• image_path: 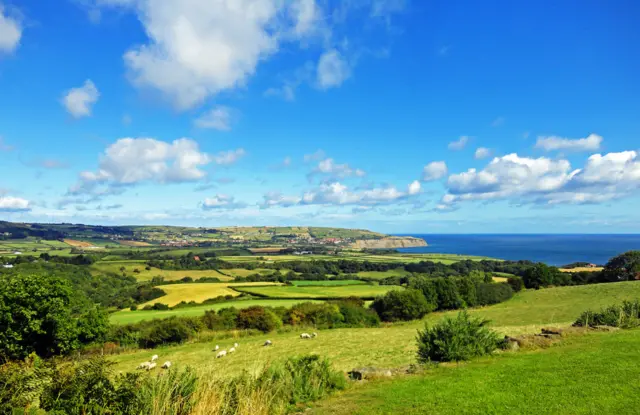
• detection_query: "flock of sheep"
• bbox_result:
[135,332,318,370]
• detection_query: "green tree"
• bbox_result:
[602,251,640,282]
[523,263,559,289]
[372,289,432,322]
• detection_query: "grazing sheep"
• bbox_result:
[300,333,312,339]
[151,354,158,362]
[137,362,151,370]
[216,350,227,358]
[214,345,220,351]
[264,340,272,346]
[229,347,236,353]
[161,361,171,369]
[147,362,157,371]
[312,332,318,338]
[234,342,239,348]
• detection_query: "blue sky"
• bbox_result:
[1,0,639,233]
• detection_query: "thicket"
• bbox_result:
[573,299,640,329]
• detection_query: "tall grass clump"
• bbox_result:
[573,299,640,329]
[416,311,501,363]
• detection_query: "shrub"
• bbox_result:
[202,307,239,330]
[130,305,138,311]
[507,276,525,292]
[335,301,380,328]
[475,283,514,306]
[150,302,169,311]
[416,311,501,363]
[283,302,344,328]
[372,289,432,322]
[433,278,464,310]
[139,318,194,348]
[237,306,283,333]
[574,299,640,328]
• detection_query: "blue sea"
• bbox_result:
[396,234,640,266]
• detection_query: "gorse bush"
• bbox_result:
[416,311,501,363]
[573,299,640,329]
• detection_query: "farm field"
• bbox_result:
[217,253,497,264]
[311,329,640,415]
[356,268,408,279]
[0,239,74,256]
[232,284,400,299]
[90,261,233,282]
[141,282,283,307]
[110,299,321,325]
[109,281,640,377]
[289,280,366,286]
[220,268,274,278]
[560,266,605,273]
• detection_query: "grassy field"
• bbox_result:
[311,329,640,414]
[220,268,274,278]
[141,282,283,307]
[560,267,604,273]
[109,281,640,377]
[216,253,497,264]
[90,261,233,282]
[355,268,408,279]
[289,280,367,286]
[110,299,321,325]
[233,284,400,299]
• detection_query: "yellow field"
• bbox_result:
[222,268,274,278]
[63,239,95,247]
[560,267,604,273]
[90,261,234,282]
[118,240,152,247]
[142,282,283,307]
[248,247,285,253]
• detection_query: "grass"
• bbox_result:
[289,280,367,286]
[110,299,322,325]
[220,268,274,278]
[311,329,640,415]
[232,284,400,299]
[109,281,640,377]
[356,268,408,280]
[90,261,233,282]
[216,253,497,264]
[141,282,283,307]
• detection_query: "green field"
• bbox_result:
[0,238,75,256]
[220,268,274,278]
[110,299,322,325]
[289,280,367,286]
[311,329,640,414]
[356,268,408,279]
[233,284,400,299]
[141,282,282,307]
[216,253,496,264]
[109,281,640,377]
[90,261,233,282]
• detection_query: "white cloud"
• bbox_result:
[69,137,213,194]
[213,148,246,165]
[312,158,365,178]
[535,133,603,152]
[422,161,448,181]
[474,147,492,160]
[448,136,469,151]
[194,106,234,131]
[408,180,421,195]
[260,191,302,208]
[0,5,21,54]
[0,196,30,212]
[202,194,246,210]
[317,49,350,89]
[62,80,100,118]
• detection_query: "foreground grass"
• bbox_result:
[109,281,640,376]
[311,329,640,414]
[110,299,321,325]
[233,284,400,299]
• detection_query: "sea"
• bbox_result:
[395,234,640,266]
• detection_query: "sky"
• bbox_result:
[1,0,639,234]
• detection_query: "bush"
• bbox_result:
[335,300,380,328]
[507,276,525,292]
[475,283,514,306]
[416,311,501,363]
[139,317,195,348]
[130,305,138,311]
[573,299,640,328]
[237,306,283,333]
[372,289,433,322]
[283,302,344,328]
[602,251,640,282]
[433,278,464,310]
[202,307,239,330]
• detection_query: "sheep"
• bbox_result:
[137,362,151,370]
[233,342,239,348]
[264,340,272,346]
[151,354,158,362]
[216,350,227,358]
[147,362,157,371]
[312,332,318,338]
[229,347,236,353]
[300,333,312,339]
[161,361,171,369]
[214,345,220,351]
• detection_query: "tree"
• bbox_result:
[372,289,433,322]
[602,251,640,282]
[523,263,558,289]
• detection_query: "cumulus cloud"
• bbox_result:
[440,150,640,207]
[422,161,448,181]
[535,133,603,152]
[310,158,365,179]
[448,136,469,151]
[474,147,492,160]
[202,194,246,210]
[260,191,302,208]
[317,49,350,89]
[408,180,421,195]
[194,106,234,131]
[0,196,30,212]
[0,5,21,54]
[62,80,100,118]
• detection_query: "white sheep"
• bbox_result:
[214,345,220,351]
[229,347,236,353]
[137,362,151,370]
[300,333,312,339]
[161,361,171,369]
[264,340,272,346]
[312,332,318,338]
[147,362,157,371]
[151,354,158,362]
[216,350,227,358]
[233,342,239,348]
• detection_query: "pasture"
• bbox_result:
[289,280,366,286]
[90,261,233,282]
[109,281,640,377]
[141,282,283,307]
[216,252,496,264]
[232,284,400,299]
[110,299,321,325]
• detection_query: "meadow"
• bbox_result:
[109,281,640,376]
[231,284,400,299]
[289,280,367,286]
[141,282,283,307]
[90,261,233,282]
